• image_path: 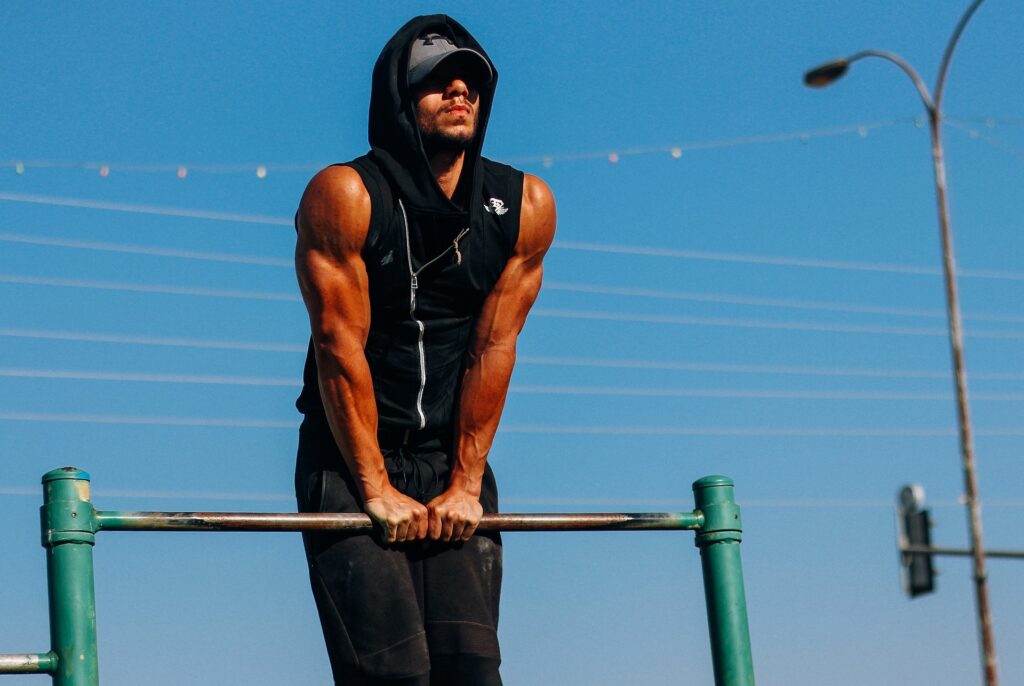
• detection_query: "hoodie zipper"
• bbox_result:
[398,200,469,429]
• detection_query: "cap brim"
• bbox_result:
[408,49,493,88]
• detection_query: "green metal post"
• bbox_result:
[693,475,755,686]
[40,468,99,686]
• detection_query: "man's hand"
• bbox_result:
[364,486,429,544]
[427,489,484,542]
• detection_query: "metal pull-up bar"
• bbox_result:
[0,467,756,685]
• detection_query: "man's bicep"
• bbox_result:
[469,254,545,356]
[469,175,556,350]
[296,245,371,345]
[294,166,373,348]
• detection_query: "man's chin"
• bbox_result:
[422,129,475,155]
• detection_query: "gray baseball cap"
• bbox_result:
[407,32,493,87]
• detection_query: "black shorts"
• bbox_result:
[295,417,503,684]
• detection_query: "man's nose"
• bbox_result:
[444,78,471,98]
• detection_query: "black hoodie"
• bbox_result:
[297,15,525,434]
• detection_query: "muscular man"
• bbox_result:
[293,15,556,686]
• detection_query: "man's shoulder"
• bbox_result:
[307,164,367,200]
[518,173,556,257]
[297,164,373,250]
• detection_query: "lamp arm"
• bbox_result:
[847,50,935,114]
[935,0,986,112]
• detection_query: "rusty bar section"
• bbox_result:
[0,653,57,675]
[95,510,702,533]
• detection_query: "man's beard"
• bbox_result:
[421,128,475,157]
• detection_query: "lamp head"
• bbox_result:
[804,59,850,88]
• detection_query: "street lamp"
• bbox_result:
[804,2,999,686]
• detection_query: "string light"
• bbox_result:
[0,116,1018,179]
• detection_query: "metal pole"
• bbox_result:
[805,4,995,681]
[929,3,996,681]
[929,106,998,686]
[693,476,754,686]
[40,468,100,686]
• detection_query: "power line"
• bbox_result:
[552,240,1024,282]
[516,356,1024,381]
[0,327,307,352]
[3,211,1023,281]
[0,192,292,226]
[5,359,1024,386]
[3,411,1024,437]
[5,271,1024,324]
[0,274,300,302]
[0,412,297,428]
[3,483,1022,510]
[531,308,1024,340]
[5,368,1024,400]
[508,385,1024,401]
[6,368,1024,399]
[0,232,292,267]
[2,484,1022,510]
[544,282,1024,324]
[4,326,1024,370]
[0,369,302,386]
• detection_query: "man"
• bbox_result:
[293,15,556,686]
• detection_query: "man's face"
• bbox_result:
[413,60,481,154]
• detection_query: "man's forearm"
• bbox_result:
[314,348,390,501]
[450,344,517,497]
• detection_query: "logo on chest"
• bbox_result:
[484,197,508,215]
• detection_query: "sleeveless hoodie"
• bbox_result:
[296,14,524,433]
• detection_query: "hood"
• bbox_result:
[367,14,498,223]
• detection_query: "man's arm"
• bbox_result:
[295,165,428,544]
[427,174,557,541]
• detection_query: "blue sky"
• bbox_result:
[2,2,1023,684]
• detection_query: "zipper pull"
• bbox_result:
[410,273,418,290]
[453,228,468,265]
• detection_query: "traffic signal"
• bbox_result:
[897,485,935,598]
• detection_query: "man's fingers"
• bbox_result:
[411,504,428,540]
[391,518,406,543]
[427,510,442,539]
[460,520,478,542]
[416,513,429,540]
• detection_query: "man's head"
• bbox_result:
[408,32,492,156]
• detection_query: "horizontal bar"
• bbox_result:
[95,511,703,533]
[0,653,57,674]
[903,544,1024,560]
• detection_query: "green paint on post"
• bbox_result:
[41,468,100,686]
[693,475,755,686]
